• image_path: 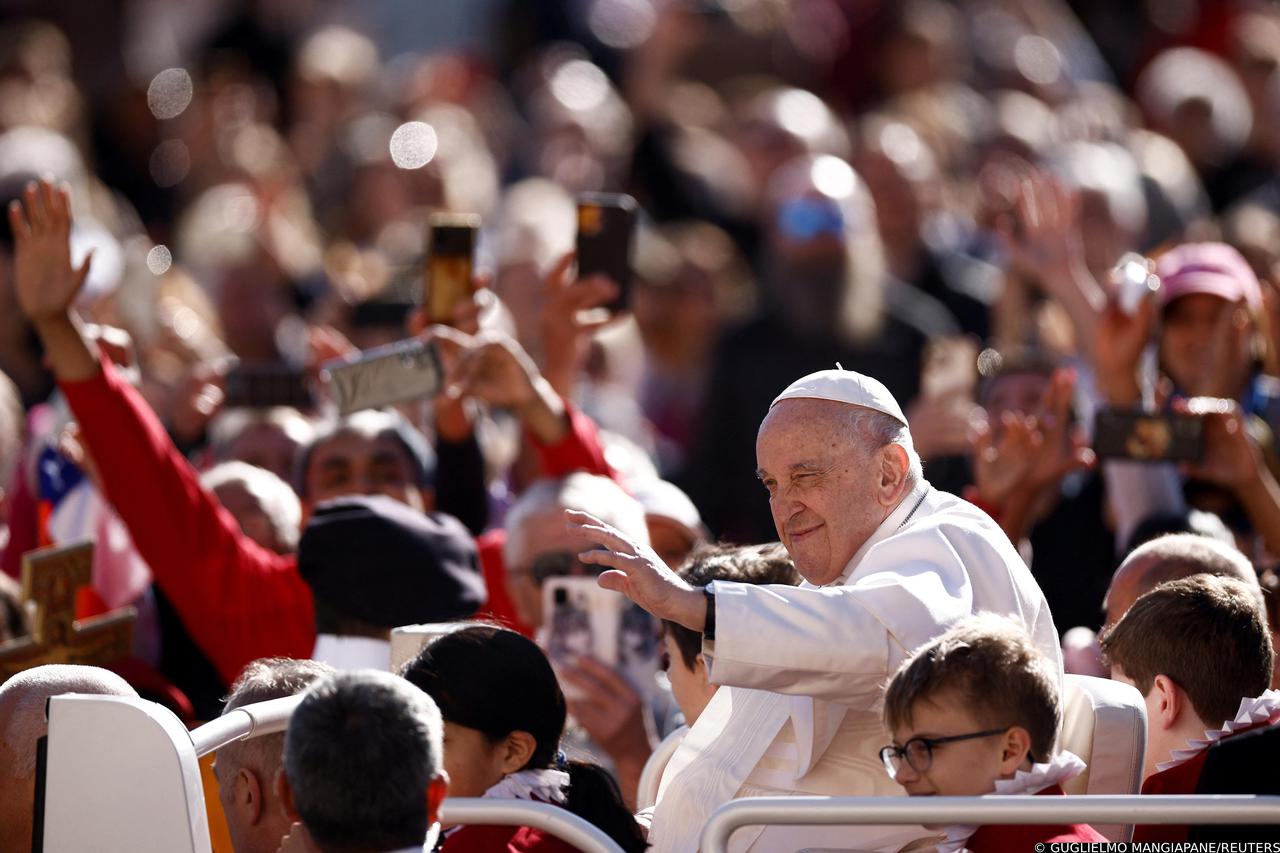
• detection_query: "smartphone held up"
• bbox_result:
[424,212,479,325]
[576,192,637,314]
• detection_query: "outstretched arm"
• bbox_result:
[11,179,314,682]
[8,181,99,383]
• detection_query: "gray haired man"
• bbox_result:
[277,669,448,853]
[213,657,334,853]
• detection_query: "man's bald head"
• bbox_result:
[0,665,136,853]
[1104,533,1260,627]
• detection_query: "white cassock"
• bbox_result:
[648,480,1063,853]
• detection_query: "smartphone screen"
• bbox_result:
[1093,408,1204,462]
[424,213,479,323]
[576,193,637,313]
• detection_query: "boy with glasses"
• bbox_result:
[881,614,1105,851]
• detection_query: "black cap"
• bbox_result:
[298,495,485,627]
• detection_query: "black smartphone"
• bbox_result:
[576,192,637,313]
[223,364,313,410]
[1093,408,1204,463]
[425,213,479,324]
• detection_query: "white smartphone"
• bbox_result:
[539,577,660,699]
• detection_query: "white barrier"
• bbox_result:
[43,695,212,853]
[441,799,626,853]
[42,694,629,853]
[700,795,1280,853]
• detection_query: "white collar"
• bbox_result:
[483,768,570,805]
[829,479,932,587]
[311,634,392,671]
[936,750,1087,853]
[1156,689,1280,772]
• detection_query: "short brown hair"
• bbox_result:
[883,614,1061,762]
[1101,574,1273,727]
[664,543,800,670]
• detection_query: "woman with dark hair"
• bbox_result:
[402,624,648,852]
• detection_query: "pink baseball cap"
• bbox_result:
[1156,242,1262,311]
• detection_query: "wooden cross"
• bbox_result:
[0,541,136,681]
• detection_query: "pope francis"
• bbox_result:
[568,368,1061,852]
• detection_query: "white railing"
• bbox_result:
[441,800,626,853]
[189,694,302,756]
[700,795,1280,853]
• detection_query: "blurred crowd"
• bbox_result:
[5,0,1280,848]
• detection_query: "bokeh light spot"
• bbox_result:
[389,121,438,169]
[147,68,194,120]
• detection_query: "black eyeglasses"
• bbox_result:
[879,729,1008,780]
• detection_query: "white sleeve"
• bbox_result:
[704,525,985,708]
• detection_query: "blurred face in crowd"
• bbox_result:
[1159,294,1255,396]
[766,194,851,336]
[889,689,1027,797]
[982,371,1050,427]
[214,263,294,362]
[756,399,894,585]
[304,429,426,512]
[211,480,290,555]
[632,267,718,367]
[506,507,601,628]
[227,419,308,485]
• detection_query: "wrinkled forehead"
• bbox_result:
[758,397,879,452]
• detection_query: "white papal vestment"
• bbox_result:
[648,480,1062,852]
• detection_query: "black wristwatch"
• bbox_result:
[703,586,716,641]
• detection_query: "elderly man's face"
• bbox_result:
[506,507,602,629]
[756,399,886,585]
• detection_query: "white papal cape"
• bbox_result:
[648,480,1062,852]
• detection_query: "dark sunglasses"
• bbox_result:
[513,547,609,585]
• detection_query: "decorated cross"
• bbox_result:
[0,541,135,681]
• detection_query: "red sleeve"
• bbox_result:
[531,401,614,481]
[58,357,314,684]
[962,485,1002,523]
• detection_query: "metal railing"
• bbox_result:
[441,800,626,852]
[189,694,302,757]
[700,795,1280,852]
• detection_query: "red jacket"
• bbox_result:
[1133,716,1280,843]
[965,785,1108,851]
[61,358,314,685]
[59,357,612,685]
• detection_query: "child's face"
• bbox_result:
[888,689,1027,797]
